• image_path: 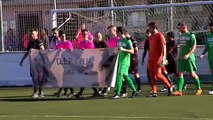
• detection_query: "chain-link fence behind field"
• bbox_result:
[1,0,213,51]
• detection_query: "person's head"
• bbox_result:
[81,29,88,40]
[52,27,59,38]
[95,32,103,42]
[44,28,48,36]
[167,31,175,41]
[178,21,188,33]
[81,23,86,29]
[7,29,13,36]
[116,26,125,37]
[59,30,66,41]
[39,29,47,38]
[146,29,151,37]
[107,25,117,36]
[30,28,39,40]
[148,22,158,34]
[209,22,213,33]
[123,30,131,38]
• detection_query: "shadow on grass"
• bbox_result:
[0,95,110,102]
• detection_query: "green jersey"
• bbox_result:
[205,34,213,61]
[117,37,133,66]
[178,32,196,61]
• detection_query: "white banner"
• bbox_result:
[29,48,118,88]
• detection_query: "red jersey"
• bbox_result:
[148,32,166,63]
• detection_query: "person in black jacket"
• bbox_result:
[20,28,45,98]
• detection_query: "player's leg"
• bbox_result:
[122,65,137,98]
[156,66,173,96]
[134,73,142,92]
[32,74,39,98]
[173,59,185,96]
[147,61,158,97]
[75,88,84,99]
[68,87,75,98]
[208,60,213,95]
[189,71,202,96]
[131,59,142,92]
[186,60,202,96]
[160,67,173,92]
[112,65,122,99]
[173,72,184,96]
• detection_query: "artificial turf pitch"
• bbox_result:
[0,84,213,120]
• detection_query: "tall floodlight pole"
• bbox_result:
[52,0,57,28]
[110,0,114,25]
[0,0,4,52]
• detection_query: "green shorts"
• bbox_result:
[178,59,197,72]
[209,60,213,71]
[117,64,129,76]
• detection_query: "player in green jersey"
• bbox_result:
[200,22,213,95]
[173,21,202,96]
[112,27,138,99]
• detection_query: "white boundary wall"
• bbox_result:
[0,47,211,86]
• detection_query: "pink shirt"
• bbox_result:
[77,31,93,44]
[56,40,73,50]
[78,40,94,49]
[107,37,120,48]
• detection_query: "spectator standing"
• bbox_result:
[93,32,108,95]
[19,28,45,98]
[75,29,98,99]
[39,29,49,49]
[49,27,60,49]
[75,23,93,48]
[106,25,120,48]
[4,28,18,51]
[55,30,75,98]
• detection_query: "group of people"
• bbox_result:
[19,21,213,99]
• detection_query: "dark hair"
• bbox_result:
[107,25,116,29]
[44,28,48,35]
[146,29,150,34]
[81,29,88,33]
[177,21,187,26]
[30,28,38,33]
[148,22,158,29]
[117,26,125,34]
[52,27,59,32]
[123,29,128,34]
[39,29,48,39]
[209,22,213,27]
[167,31,175,38]
[59,30,66,37]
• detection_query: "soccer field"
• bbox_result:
[0,84,213,120]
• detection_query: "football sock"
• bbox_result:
[135,77,141,89]
[194,77,201,89]
[122,81,127,93]
[178,77,184,91]
[116,73,122,95]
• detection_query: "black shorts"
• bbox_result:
[129,58,139,74]
[165,60,177,74]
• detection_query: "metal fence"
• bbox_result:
[1,0,213,51]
